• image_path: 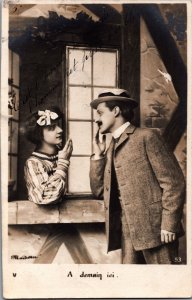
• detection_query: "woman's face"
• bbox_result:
[42,121,63,146]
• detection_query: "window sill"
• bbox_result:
[8,198,105,225]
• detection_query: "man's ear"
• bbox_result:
[114,106,120,117]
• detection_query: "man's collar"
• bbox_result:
[112,122,131,139]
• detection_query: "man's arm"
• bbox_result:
[89,132,106,199]
[90,156,106,199]
[145,130,185,236]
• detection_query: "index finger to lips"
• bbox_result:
[102,135,106,143]
[95,130,99,141]
[63,139,69,148]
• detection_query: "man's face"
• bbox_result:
[95,102,116,134]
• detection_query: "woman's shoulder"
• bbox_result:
[25,154,44,167]
[25,152,57,174]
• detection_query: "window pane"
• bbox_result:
[68,157,91,193]
[8,122,11,153]
[8,108,12,116]
[68,49,91,85]
[93,51,117,87]
[69,86,92,119]
[9,156,11,180]
[69,121,92,155]
[11,156,18,191]
[12,52,20,86]
[9,50,12,79]
[11,121,18,154]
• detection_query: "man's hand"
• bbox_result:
[93,130,106,159]
[161,229,176,243]
[58,139,73,161]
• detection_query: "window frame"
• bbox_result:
[8,50,20,198]
[65,46,119,196]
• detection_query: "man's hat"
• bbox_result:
[90,88,138,109]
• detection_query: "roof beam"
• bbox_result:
[83,4,121,24]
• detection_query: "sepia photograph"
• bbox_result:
[1,0,192,298]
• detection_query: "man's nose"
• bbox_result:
[95,116,100,123]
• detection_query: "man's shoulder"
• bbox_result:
[133,127,161,139]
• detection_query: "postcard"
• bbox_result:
[1,0,192,298]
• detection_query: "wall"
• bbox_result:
[140,8,187,176]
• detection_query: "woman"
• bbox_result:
[24,106,73,205]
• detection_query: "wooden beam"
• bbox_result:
[8,200,105,225]
[120,4,141,126]
[139,4,187,150]
[83,4,121,24]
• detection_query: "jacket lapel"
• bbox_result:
[115,124,136,151]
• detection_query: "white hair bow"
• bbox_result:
[37,110,58,126]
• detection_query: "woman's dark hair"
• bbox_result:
[24,106,64,145]
[105,101,134,122]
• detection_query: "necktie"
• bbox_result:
[110,137,122,212]
[111,136,120,155]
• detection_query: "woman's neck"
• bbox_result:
[37,143,57,155]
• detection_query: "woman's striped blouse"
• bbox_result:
[24,151,69,205]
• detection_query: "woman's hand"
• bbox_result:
[93,130,106,159]
[58,139,73,160]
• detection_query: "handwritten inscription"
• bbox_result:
[14,48,101,113]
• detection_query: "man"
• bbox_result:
[89,88,185,264]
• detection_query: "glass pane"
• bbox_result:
[9,156,11,180]
[93,51,117,87]
[68,157,91,193]
[69,121,92,155]
[12,52,20,86]
[11,121,18,154]
[68,86,92,119]
[11,156,18,191]
[8,122,11,153]
[68,49,91,85]
[9,50,12,79]
[8,108,12,117]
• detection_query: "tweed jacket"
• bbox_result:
[90,125,185,252]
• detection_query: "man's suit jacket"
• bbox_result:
[90,125,185,252]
